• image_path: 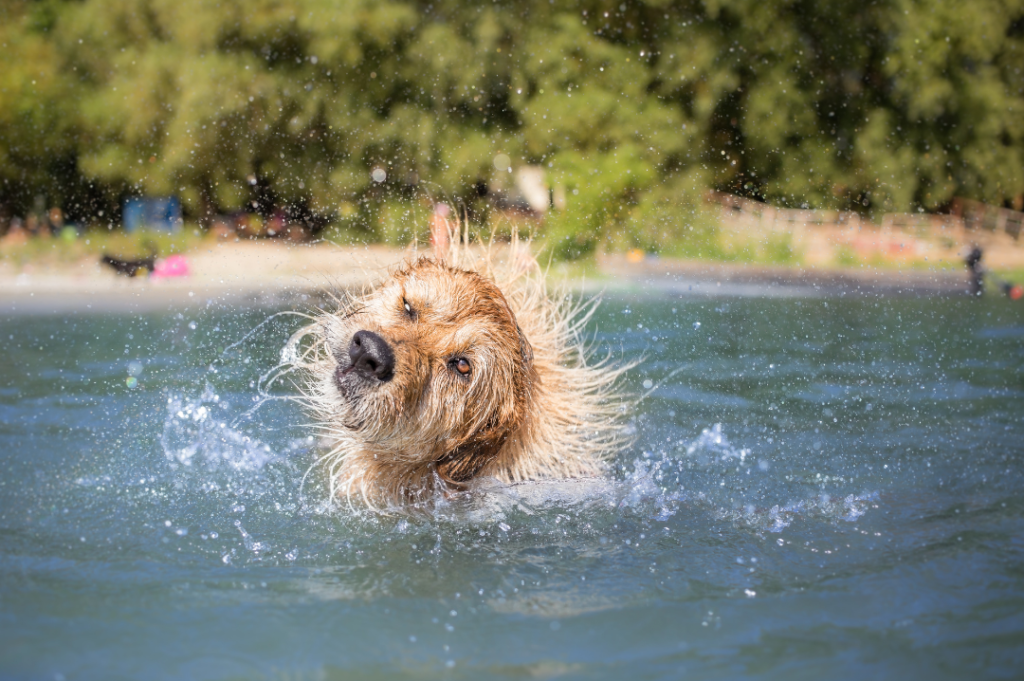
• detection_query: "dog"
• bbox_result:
[292,226,627,510]
[101,253,156,277]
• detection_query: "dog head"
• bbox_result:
[321,258,535,486]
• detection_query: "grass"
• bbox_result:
[834,245,860,267]
[829,244,969,273]
[1,225,207,268]
[992,266,1024,285]
[652,227,801,266]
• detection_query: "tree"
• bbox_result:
[2,0,1023,247]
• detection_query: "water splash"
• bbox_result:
[615,423,877,531]
[234,519,269,555]
[158,381,878,539]
[160,384,283,471]
[457,423,879,534]
[681,422,750,462]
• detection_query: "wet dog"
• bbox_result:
[292,230,626,510]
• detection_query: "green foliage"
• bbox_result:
[0,226,205,267]
[760,233,799,266]
[2,0,1024,256]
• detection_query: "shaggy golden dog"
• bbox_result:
[293,228,626,510]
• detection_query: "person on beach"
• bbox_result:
[965,246,1024,300]
[965,246,984,296]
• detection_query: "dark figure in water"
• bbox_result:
[965,246,984,296]
[101,254,156,278]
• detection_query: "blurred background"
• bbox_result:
[1,0,1023,271]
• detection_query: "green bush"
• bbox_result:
[3,0,1023,240]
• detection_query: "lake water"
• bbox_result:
[2,291,1023,680]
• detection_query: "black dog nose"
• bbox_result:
[348,330,395,382]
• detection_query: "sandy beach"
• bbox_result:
[0,239,979,315]
[0,241,402,314]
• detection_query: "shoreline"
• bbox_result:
[599,257,970,299]
[0,241,976,315]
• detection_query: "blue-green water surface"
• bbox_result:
[1,294,1023,680]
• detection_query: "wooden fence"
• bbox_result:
[951,197,1024,240]
[707,191,1023,240]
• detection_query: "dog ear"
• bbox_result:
[516,321,534,368]
[494,286,533,369]
[430,210,452,262]
[436,427,509,485]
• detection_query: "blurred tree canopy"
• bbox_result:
[2,0,1023,249]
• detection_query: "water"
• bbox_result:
[2,294,1023,680]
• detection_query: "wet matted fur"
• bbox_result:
[289,227,629,510]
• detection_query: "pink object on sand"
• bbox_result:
[152,254,190,279]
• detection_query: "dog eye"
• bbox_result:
[402,298,415,317]
[450,357,471,376]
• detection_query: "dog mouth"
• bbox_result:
[333,362,362,398]
[331,363,370,430]
[334,363,357,382]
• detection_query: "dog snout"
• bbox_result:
[348,330,395,382]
